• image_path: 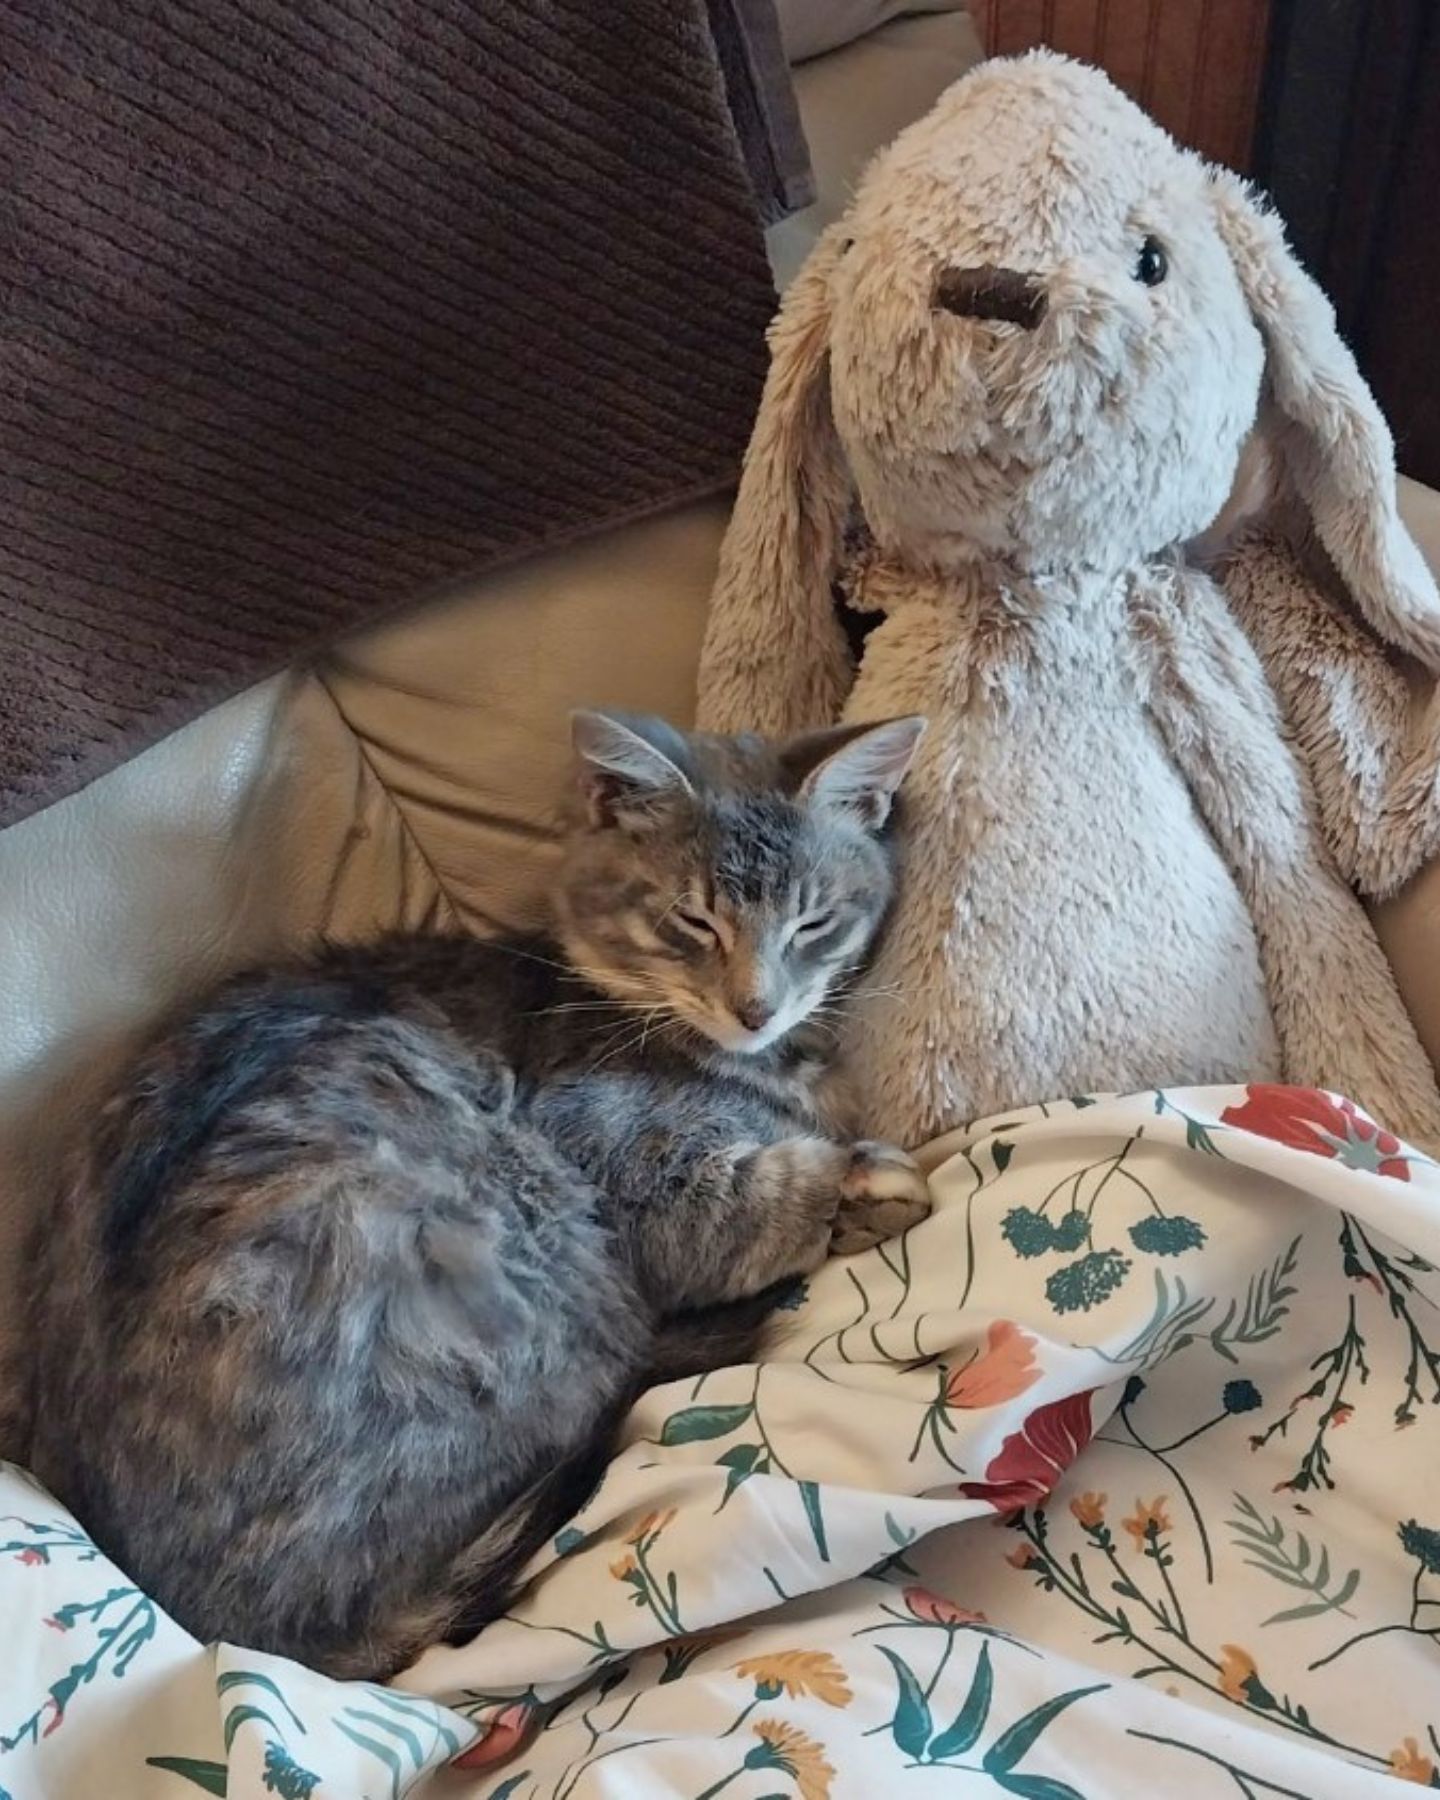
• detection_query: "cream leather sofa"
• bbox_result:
[4,8,1439,1410]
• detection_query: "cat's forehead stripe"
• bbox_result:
[706,796,804,902]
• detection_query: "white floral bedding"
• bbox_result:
[7,1084,1440,1799]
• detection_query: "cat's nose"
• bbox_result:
[734,999,775,1033]
[934,264,1048,330]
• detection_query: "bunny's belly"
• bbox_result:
[845,696,1280,1145]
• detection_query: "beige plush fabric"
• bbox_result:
[697,54,1440,1149]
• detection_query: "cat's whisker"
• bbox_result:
[538,1000,649,1015]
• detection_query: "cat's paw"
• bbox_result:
[830,1141,931,1256]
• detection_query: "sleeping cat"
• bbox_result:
[23,709,928,1680]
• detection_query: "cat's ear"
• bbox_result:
[786,715,926,830]
[571,710,695,831]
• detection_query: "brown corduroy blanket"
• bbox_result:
[0,0,804,829]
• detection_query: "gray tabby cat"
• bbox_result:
[23,710,928,1680]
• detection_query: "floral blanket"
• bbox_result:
[7,1084,1440,1799]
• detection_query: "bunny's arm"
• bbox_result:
[1221,530,1440,902]
[1134,562,1440,1145]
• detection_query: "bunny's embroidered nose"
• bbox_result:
[934,265,1048,330]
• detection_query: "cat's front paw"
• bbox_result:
[830,1141,931,1256]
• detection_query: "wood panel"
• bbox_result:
[980,0,1273,169]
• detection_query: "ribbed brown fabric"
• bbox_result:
[0,0,780,829]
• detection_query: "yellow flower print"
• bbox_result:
[1122,1496,1173,1548]
[1069,1491,1107,1529]
[1217,1644,1260,1704]
[608,1553,638,1582]
[625,1507,677,1546]
[733,1650,852,1708]
[746,1718,835,1800]
[1390,1738,1436,1784]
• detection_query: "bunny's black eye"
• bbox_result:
[1134,235,1168,286]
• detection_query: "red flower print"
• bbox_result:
[41,1699,64,1738]
[902,1586,985,1627]
[452,1702,533,1771]
[959,1390,1099,1513]
[16,1547,46,1566]
[1220,1086,1410,1181]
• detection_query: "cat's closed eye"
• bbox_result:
[790,912,838,946]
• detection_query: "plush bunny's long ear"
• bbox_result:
[1210,170,1440,670]
[696,225,856,735]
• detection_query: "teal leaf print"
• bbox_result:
[1183,1117,1224,1155]
[335,1717,402,1798]
[145,1757,229,1796]
[554,1527,588,1558]
[487,1779,530,1800]
[798,1482,830,1562]
[876,1645,933,1758]
[366,1688,464,1758]
[992,1141,1015,1174]
[992,1776,1088,1800]
[224,1705,281,1752]
[926,1642,993,1758]
[1128,1216,1206,1256]
[659,1404,754,1445]
[716,1443,767,1507]
[1045,1251,1131,1314]
[346,1706,426,1768]
[886,1513,917,1550]
[215,1672,305,1734]
[1069,1095,1098,1108]
[982,1685,1107,1775]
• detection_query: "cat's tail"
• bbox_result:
[645,1277,803,1385]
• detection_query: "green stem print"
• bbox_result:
[1000,1129,1210,1317]
[1346,1217,1440,1425]
[1127,1729,1316,1799]
[1151,1092,1229,1156]
[1249,1295,1369,1494]
[499,1609,618,1665]
[610,1511,685,1638]
[1226,1495,1361,1626]
[1009,1506,1390,1771]
[1,1516,159,1756]
[1308,1518,1440,1672]
[1100,1379,1217,1582]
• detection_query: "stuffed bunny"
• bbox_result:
[697,52,1440,1150]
